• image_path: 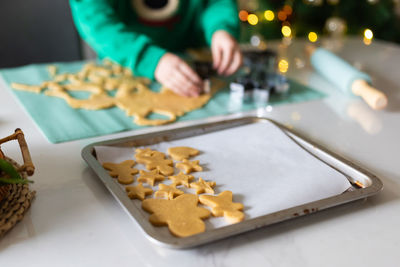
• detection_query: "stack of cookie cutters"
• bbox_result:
[82,116,382,249]
[230,50,289,106]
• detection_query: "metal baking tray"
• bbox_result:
[81,117,383,249]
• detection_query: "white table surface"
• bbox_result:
[1,38,399,267]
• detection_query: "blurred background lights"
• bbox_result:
[277,10,287,21]
[247,14,259,25]
[283,5,293,15]
[281,26,292,37]
[308,32,318,42]
[264,10,274,21]
[278,59,289,73]
[238,10,248,22]
[364,29,373,39]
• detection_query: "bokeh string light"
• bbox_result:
[264,10,274,21]
[239,3,376,45]
[247,14,259,26]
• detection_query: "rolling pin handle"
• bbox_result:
[351,80,388,110]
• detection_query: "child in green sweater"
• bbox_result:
[70,0,242,97]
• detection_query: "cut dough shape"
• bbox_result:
[176,159,203,174]
[102,160,138,185]
[168,172,194,187]
[10,60,225,126]
[137,169,165,186]
[126,183,153,200]
[135,148,165,164]
[135,148,173,175]
[142,194,211,237]
[167,146,199,161]
[145,159,174,176]
[189,177,216,194]
[154,184,184,200]
[199,191,244,223]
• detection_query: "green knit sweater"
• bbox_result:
[69,0,239,79]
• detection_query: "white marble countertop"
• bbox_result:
[1,38,399,266]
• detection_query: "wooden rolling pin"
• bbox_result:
[306,45,387,110]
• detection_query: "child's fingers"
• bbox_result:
[218,44,234,75]
[163,79,188,97]
[212,45,222,70]
[178,63,203,86]
[173,70,201,96]
[224,49,242,75]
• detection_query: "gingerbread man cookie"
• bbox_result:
[168,172,194,187]
[126,183,153,200]
[176,159,203,174]
[189,177,216,194]
[137,169,165,186]
[167,146,199,161]
[199,191,244,223]
[154,184,184,200]
[142,194,211,237]
[102,160,138,185]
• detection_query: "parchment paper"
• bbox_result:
[95,120,351,230]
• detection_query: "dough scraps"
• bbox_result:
[142,194,211,237]
[11,60,224,126]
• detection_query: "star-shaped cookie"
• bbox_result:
[176,159,202,174]
[137,169,165,186]
[168,172,194,187]
[142,194,211,237]
[154,184,184,200]
[199,191,244,223]
[145,158,174,176]
[102,160,138,185]
[167,146,199,161]
[126,183,153,200]
[189,177,216,194]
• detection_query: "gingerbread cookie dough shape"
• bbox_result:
[168,172,194,187]
[199,191,244,223]
[190,177,216,194]
[137,169,165,186]
[116,80,224,126]
[102,160,138,185]
[176,159,203,174]
[167,146,199,161]
[135,148,174,175]
[135,148,165,164]
[154,184,184,200]
[142,194,211,237]
[126,183,153,200]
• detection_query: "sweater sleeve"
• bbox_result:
[200,0,240,45]
[69,0,166,79]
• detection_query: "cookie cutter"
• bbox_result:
[81,116,383,249]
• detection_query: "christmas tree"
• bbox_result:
[238,0,400,45]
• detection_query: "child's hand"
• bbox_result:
[155,53,203,97]
[211,30,242,76]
